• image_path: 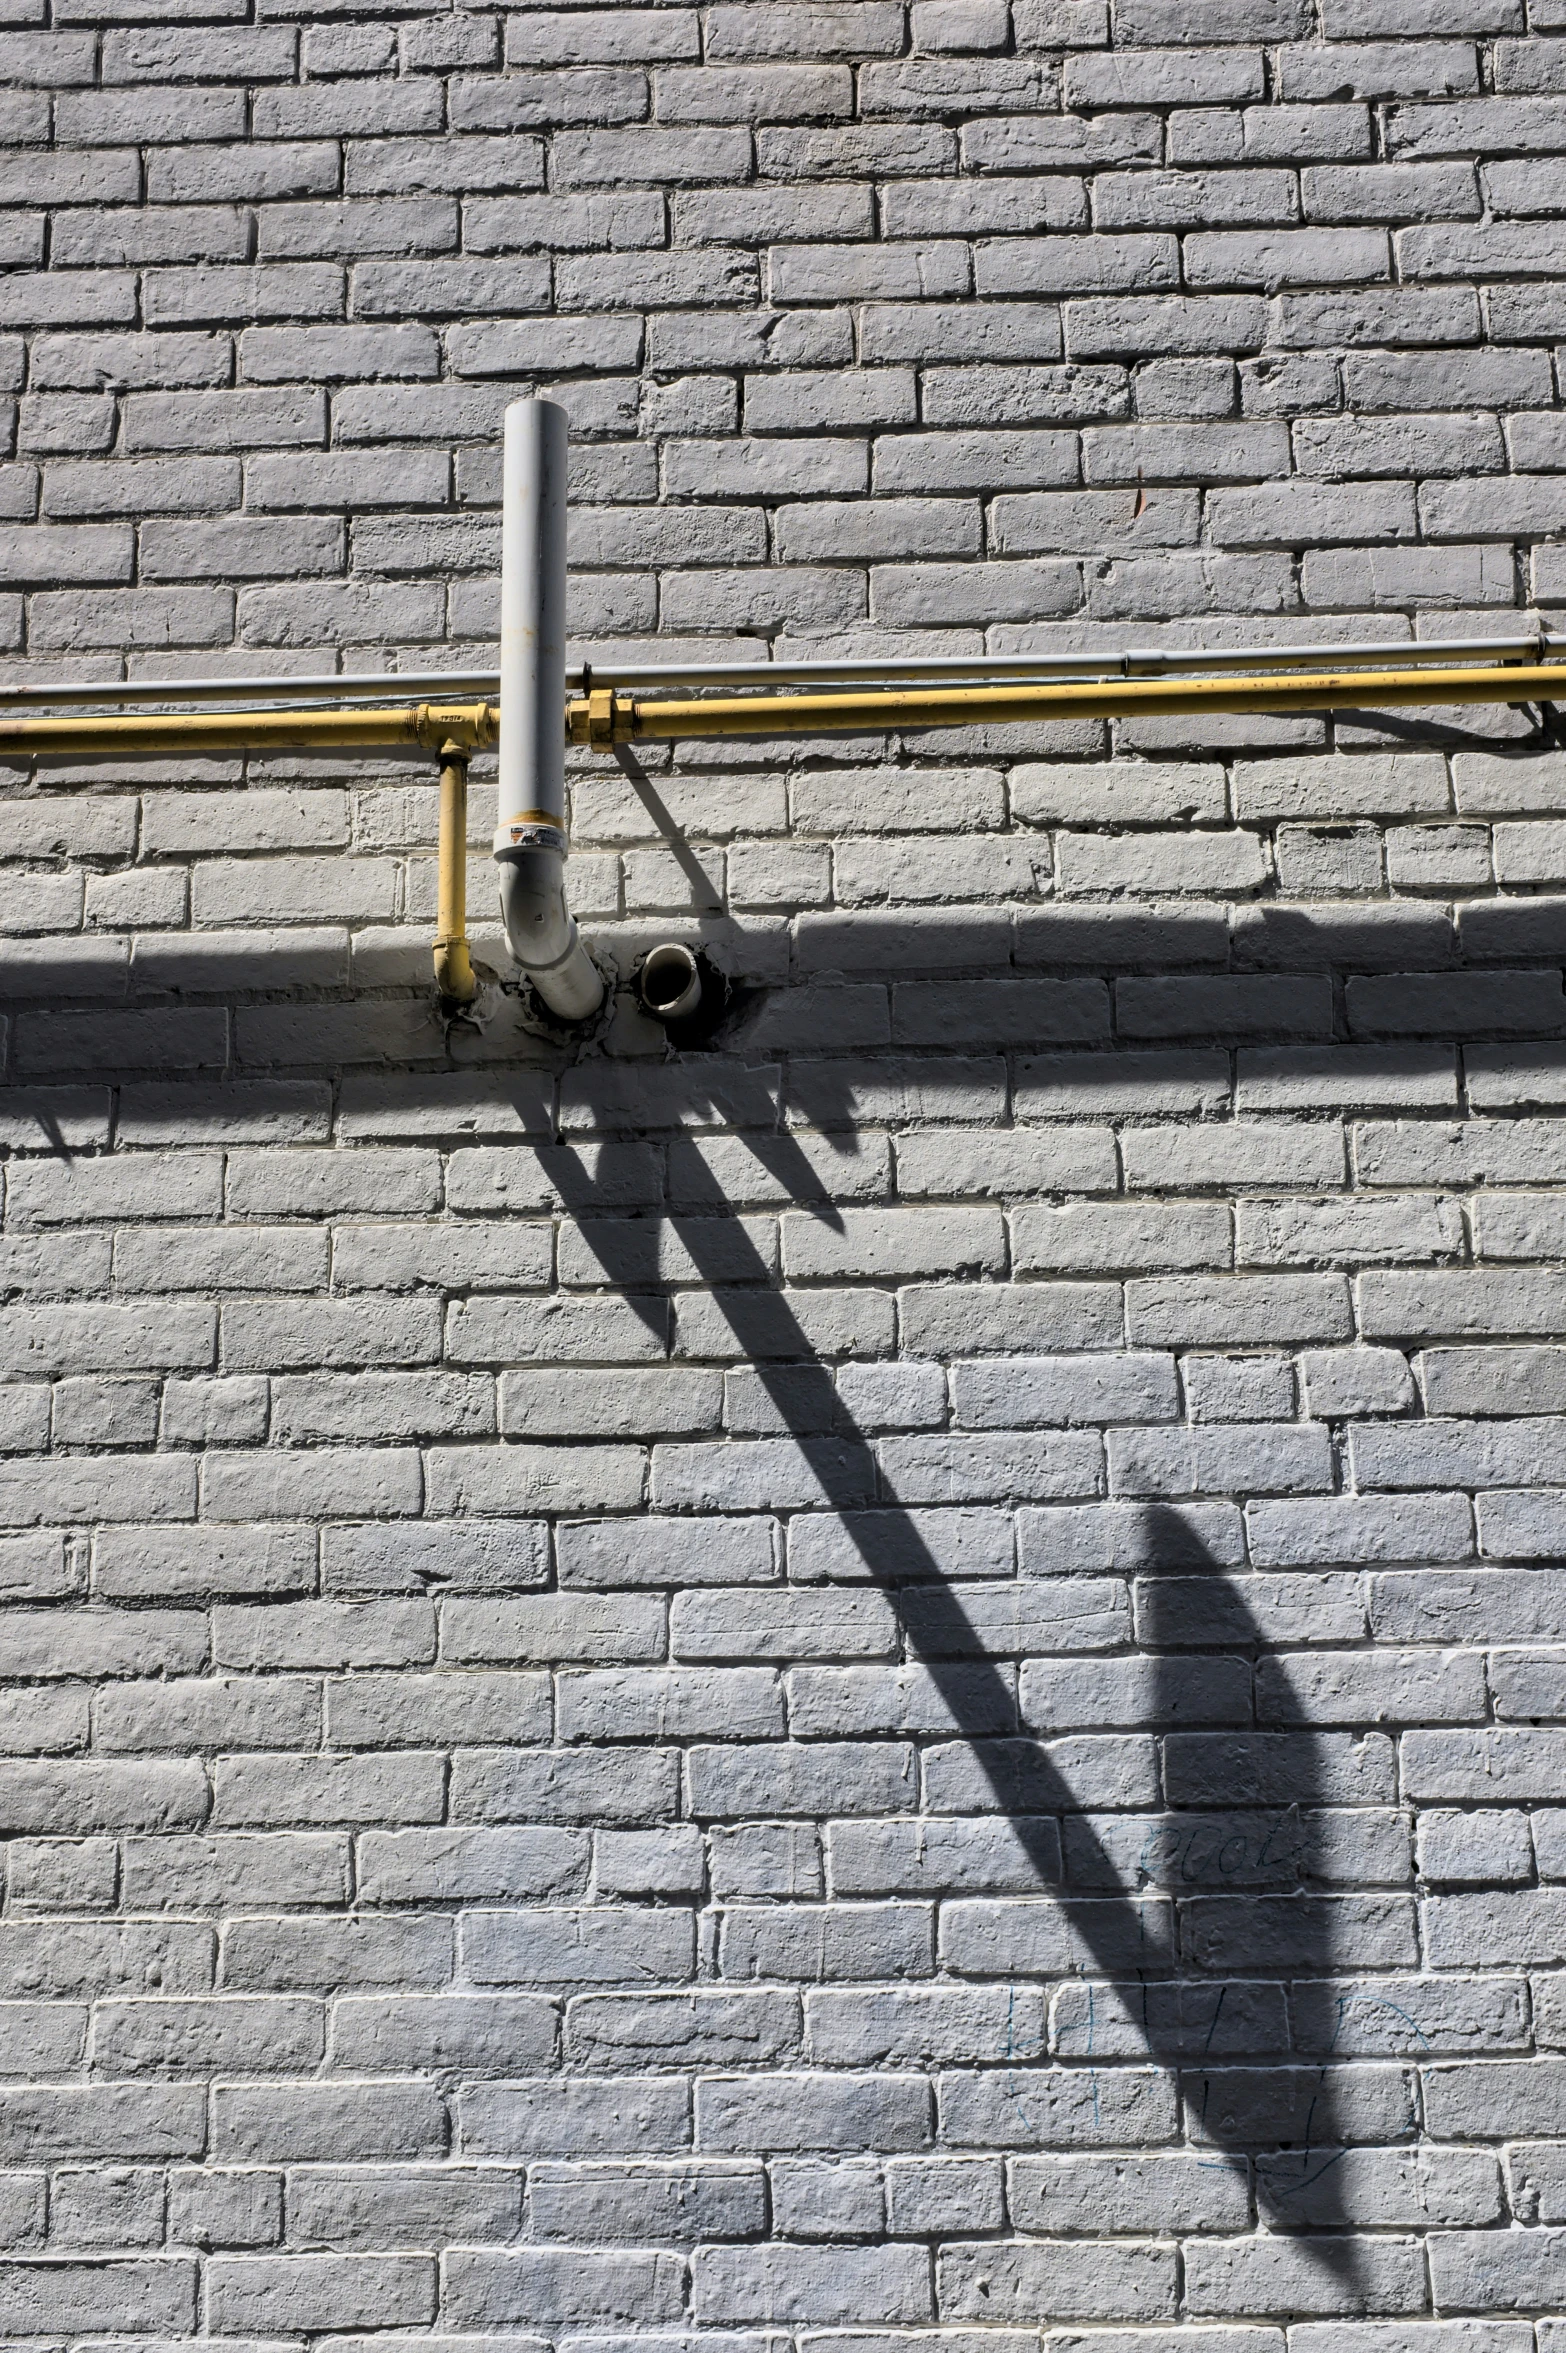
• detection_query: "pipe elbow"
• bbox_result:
[497,845,574,966]
[432,934,478,1007]
[496,848,605,1024]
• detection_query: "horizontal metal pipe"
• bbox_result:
[6,630,1559,716]
[0,667,502,711]
[3,662,1559,761]
[1104,631,1555,676]
[583,661,1566,744]
[0,701,498,760]
[597,631,1559,694]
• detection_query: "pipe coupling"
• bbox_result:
[414,701,500,754]
[566,688,635,747]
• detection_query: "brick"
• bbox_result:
[1249,1492,1472,1567]
[121,1832,346,1911]
[1354,1415,1566,1489]
[694,2241,930,2324]
[522,2155,757,2241]
[212,1751,443,1829]
[1363,1270,1566,1342]
[938,2065,1177,2151]
[1237,1045,1457,1113]
[1067,294,1268,358]
[1410,1738,1566,1808]
[148,141,339,201]
[1275,285,1480,346]
[92,1995,322,2076]
[459,2074,690,2158]
[0,1759,206,1834]
[443,2244,684,2327]
[861,56,1055,113]
[979,232,1177,296]
[569,1986,798,2070]
[1187,2235,1424,2318]
[207,2254,435,2333]
[0,2258,198,2334]
[1420,1344,1566,1416]
[464,1904,694,1990]
[212,2078,445,2163]
[122,387,326,451]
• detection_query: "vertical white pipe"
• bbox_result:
[493,395,604,1021]
[496,395,568,842]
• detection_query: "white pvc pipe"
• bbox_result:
[638,942,704,1024]
[497,397,567,843]
[493,397,604,1024]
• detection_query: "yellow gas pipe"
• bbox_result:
[565,660,1566,745]
[2,662,1563,1006]
[0,700,498,762]
[433,744,478,1008]
[0,699,497,1005]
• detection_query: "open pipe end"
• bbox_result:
[638,942,704,1025]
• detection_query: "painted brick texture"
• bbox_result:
[6,0,1566,2345]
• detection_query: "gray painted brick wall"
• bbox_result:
[5,0,1566,2343]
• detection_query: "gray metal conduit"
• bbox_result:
[7,634,1563,714]
[492,397,605,1025]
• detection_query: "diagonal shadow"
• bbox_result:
[613,744,725,913]
[1330,704,1558,755]
[543,1102,1379,2294]
[0,920,1454,2295]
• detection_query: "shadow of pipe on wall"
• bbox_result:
[0,885,1473,2311]
[543,1109,1381,2310]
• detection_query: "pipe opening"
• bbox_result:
[639,943,704,1024]
[635,944,733,1044]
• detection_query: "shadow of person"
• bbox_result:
[542,1100,1382,2309]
